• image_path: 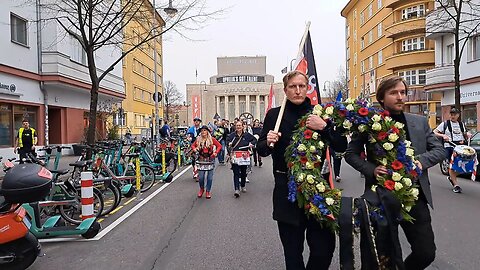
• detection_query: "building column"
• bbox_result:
[246,95,250,115]
[224,95,229,120]
[256,95,261,120]
[216,96,220,118]
[235,95,240,118]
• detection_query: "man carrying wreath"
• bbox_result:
[257,71,336,270]
[345,76,444,270]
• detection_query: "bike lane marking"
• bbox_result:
[39,166,192,243]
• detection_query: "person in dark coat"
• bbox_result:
[251,119,263,167]
[256,71,335,270]
[345,76,444,270]
[329,126,348,182]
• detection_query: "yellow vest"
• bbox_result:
[18,127,36,148]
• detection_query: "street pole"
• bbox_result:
[152,0,160,146]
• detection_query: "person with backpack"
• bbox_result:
[433,108,472,193]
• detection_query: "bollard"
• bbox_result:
[177,144,181,167]
[135,157,141,192]
[81,171,94,220]
[162,149,166,174]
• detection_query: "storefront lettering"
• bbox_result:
[461,91,480,99]
[223,87,262,94]
[0,82,16,93]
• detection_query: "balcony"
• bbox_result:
[426,65,454,86]
[385,0,404,8]
[384,49,435,70]
[386,17,426,39]
[425,8,455,39]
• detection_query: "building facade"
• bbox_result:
[186,56,284,125]
[425,0,480,131]
[119,0,164,138]
[0,1,124,158]
[341,0,441,127]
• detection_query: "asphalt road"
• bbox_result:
[28,157,480,270]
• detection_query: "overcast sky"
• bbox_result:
[162,0,349,100]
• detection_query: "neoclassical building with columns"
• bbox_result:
[186,56,284,125]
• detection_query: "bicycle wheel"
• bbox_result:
[99,182,121,216]
[165,152,177,173]
[59,187,104,225]
[139,165,156,192]
[440,159,449,175]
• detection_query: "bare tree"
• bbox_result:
[163,80,183,122]
[34,0,221,146]
[325,66,349,101]
[427,0,480,110]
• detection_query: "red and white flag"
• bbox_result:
[266,84,275,113]
[293,31,321,105]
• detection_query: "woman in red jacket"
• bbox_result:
[191,125,222,199]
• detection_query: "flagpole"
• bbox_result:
[269,21,311,148]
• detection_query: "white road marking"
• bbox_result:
[39,166,191,243]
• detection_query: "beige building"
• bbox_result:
[186,56,284,125]
[341,0,441,127]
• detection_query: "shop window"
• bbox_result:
[462,105,477,131]
[0,106,12,146]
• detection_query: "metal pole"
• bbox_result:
[153,0,160,147]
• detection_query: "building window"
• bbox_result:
[113,112,126,126]
[361,37,365,49]
[354,76,358,88]
[469,35,480,61]
[70,35,86,65]
[228,96,235,120]
[347,47,350,60]
[378,50,383,64]
[377,22,382,37]
[446,44,454,64]
[250,96,256,117]
[369,56,374,69]
[354,9,357,20]
[368,4,373,18]
[361,60,365,73]
[369,31,373,44]
[463,105,477,131]
[259,96,266,121]
[219,96,225,119]
[401,5,425,20]
[10,13,28,46]
[360,11,365,24]
[346,25,350,38]
[378,0,382,9]
[398,69,427,85]
[401,37,425,52]
[353,29,357,41]
[354,52,357,65]
[239,95,246,114]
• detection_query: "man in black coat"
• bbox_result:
[257,71,335,270]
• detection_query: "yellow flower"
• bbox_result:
[346,104,355,111]
[372,114,381,122]
[318,141,325,149]
[306,162,315,170]
[380,158,387,166]
[312,132,319,140]
[372,122,382,131]
[394,182,404,191]
[383,142,394,151]
[358,124,367,133]
[402,178,412,187]
[325,106,334,115]
[316,183,326,192]
[325,197,334,205]
[306,175,315,184]
[297,173,305,182]
[392,172,402,181]
[297,144,307,152]
[406,148,414,157]
[343,119,352,129]
[394,122,405,129]
[388,133,399,142]
[309,204,319,215]
[312,105,323,116]
[309,146,316,153]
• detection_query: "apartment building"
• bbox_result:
[119,0,165,138]
[341,0,441,127]
[0,0,124,158]
[425,0,480,131]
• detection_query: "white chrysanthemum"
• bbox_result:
[372,122,382,131]
[380,158,387,166]
[394,182,404,191]
[346,104,355,111]
[358,124,367,133]
[392,172,402,181]
[403,178,412,187]
[309,146,316,153]
[372,114,381,122]
[306,175,315,184]
[298,173,305,181]
[312,132,319,140]
[385,116,392,122]
[316,183,325,192]
[411,188,419,198]
[405,140,412,148]
[318,141,325,149]
[297,144,307,152]
[388,133,399,142]
[325,106,334,115]
[345,98,355,104]
[306,162,314,170]
[406,148,414,157]
[325,197,334,206]
[383,142,394,151]
[371,185,378,192]
[312,105,323,116]
[394,122,405,129]
[343,119,352,129]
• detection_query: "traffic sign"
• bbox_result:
[152,92,162,102]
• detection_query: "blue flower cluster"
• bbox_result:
[287,177,297,203]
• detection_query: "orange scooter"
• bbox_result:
[0,160,53,270]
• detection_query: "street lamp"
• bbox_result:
[152,0,177,145]
[183,101,191,125]
[200,80,207,121]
